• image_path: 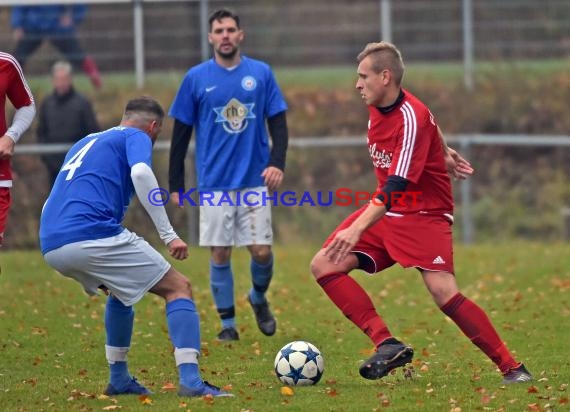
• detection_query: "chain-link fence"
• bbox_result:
[0,0,568,75]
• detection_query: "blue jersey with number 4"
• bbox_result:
[169,56,288,191]
[39,126,153,254]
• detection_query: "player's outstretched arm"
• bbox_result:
[131,162,187,259]
[445,147,474,180]
[438,126,474,180]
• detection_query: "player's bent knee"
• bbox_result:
[175,275,193,297]
[151,268,193,300]
[310,251,328,279]
[249,245,272,263]
[211,246,231,264]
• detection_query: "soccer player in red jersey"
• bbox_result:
[0,51,35,249]
[310,42,532,384]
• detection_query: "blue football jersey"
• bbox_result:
[39,126,153,254]
[169,56,288,191]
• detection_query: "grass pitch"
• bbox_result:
[1,242,569,411]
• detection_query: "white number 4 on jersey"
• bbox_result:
[61,138,98,181]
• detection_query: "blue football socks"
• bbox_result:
[249,255,273,304]
[166,298,203,389]
[105,296,134,390]
[210,261,236,328]
[178,363,202,389]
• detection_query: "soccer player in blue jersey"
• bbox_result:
[39,97,233,398]
[169,9,289,341]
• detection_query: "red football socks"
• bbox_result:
[441,292,519,374]
[317,272,392,347]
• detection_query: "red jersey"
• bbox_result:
[0,52,34,185]
[367,89,453,215]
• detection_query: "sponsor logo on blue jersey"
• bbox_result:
[214,98,256,134]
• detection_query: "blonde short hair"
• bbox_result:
[357,42,405,86]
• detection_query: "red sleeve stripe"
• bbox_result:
[0,52,34,104]
[396,101,417,178]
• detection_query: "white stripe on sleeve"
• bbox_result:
[395,102,417,178]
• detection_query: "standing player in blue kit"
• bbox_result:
[169,9,289,341]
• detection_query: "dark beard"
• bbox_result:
[217,47,238,60]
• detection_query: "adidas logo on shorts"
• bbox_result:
[432,255,446,264]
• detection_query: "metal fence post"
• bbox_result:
[133,0,145,88]
[462,0,474,91]
[200,0,210,62]
[380,0,392,43]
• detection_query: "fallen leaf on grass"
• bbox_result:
[161,382,177,391]
[326,388,338,397]
[527,386,539,393]
[280,386,294,396]
[23,377,38,386]
[526,403,541,411]
[67,389,96,401]
[139,395,152,405]
[102,406,123,410]
[550,277,570,290]
[560,397,568,405]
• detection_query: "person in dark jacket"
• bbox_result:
[38,60,99,186]
[11,5,102,89]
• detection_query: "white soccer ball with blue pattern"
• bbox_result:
[274,341,324,386]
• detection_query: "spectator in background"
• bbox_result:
[11,5,102,89]
[38,60,99,187]
[0,51,36,250]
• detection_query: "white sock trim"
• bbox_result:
[174,347,200,366]
[105,345,130,364]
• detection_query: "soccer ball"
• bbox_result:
[274,341,324,386]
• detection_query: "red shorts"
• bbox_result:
[0,188,11,245]
[324,206,454,274]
